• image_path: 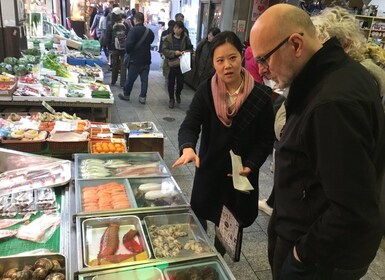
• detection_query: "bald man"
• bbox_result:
[250,4,385,280]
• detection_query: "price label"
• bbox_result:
[215,205,243,261]
[42,100,55,114]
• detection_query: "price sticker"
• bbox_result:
[42,100,55,114]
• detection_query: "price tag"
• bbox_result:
[215,205,243,261]
[42,101,55,114]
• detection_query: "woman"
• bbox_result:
[172,31,275,239]
[194,27,221,83]
[162,21,193,108]
[90,6,103,41]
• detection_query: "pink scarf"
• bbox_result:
[211,68,255,127]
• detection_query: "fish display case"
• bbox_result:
[74,152,170,180]
[74,210,218,275]
[0,148,73,279]
[76,257,236,280]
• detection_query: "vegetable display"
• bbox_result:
[42,51,71,78]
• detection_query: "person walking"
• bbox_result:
[172,31,275,252]
[90,6,103,41]
[250,4,385,280]
[98,8,110,64]
[162,21,193,108]
[194,27,221,84]
[105,7,128,87]
[119,12,154,104]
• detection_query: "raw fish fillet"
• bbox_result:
[0,229,17,239]
[0,218,27,229]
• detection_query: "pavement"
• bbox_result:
[105,59,385,280]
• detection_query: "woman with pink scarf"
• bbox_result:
[172,31,274,251]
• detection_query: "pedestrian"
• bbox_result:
[250,4,385,280]
[194,27,221,84]
[118,12,154,104]
[162,21,193,108]
[98,8,110,63]
[174,13,189,37]
[159,20,176,81]
[105,7,128,87]
[90,6,103,41]
[172,31,275,253]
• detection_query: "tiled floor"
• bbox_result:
[105,56,385,280]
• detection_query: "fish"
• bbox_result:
[0,229,18,239]
[97,223,120,259]
[0,217,28,230]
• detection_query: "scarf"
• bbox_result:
[211,68,255,127]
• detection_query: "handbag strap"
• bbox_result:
[132,28,149,52]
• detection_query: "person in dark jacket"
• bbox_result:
[90,6,103,41]
[250,4,385,280]
[119,12,154,104]
[194,27,221,84]
[105,7,129,87]
[162,21,193,108]
[172,31,275,252]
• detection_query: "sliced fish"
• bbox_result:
[0,217,28,229]
[0,229,17,239]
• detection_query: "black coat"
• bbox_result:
[274,38,385,269]
[125,23,154,65]
[178,77,275,227]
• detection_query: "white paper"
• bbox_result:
[180,52,191,74]
[229,150,254,192]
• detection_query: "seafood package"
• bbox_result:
[164,260,228,280]
[0,253,65,280]
[74,153,169,179]
[91,267,164,280]
[76,179,137,214]
[130,178,188,208]
[82,215,151,267]
[0,149,71,197]
[16,213,61,243]
[144,213,213,259]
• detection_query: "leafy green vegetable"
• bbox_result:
[4,57,18,66]
[22,48,41,56]
[13,65,28,76]
[42,51,71,78]
[18,57,29,65]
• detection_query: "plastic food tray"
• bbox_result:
[88,138,127,154]
[143,213,213,259]
[74,152,170,180]
[92,267,164,280]
[81,215,151,268]
[129,177,189,209]
[76,178,137,214]
[164,260,229,280]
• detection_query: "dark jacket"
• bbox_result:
[162,33,193,75]
[125,23,154,65]
[105,21,129,52]
[194,39,214,82]
[274,37,385,269]
[178,77,275,227]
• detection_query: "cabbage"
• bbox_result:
[4,57,18,66]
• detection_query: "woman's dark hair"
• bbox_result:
[208,27,221,38]
[103,8,110,17]
[173,21,185,36]
[167,20,176,30]
[210,31,243,57]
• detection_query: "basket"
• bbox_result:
[1,139,47,152]
[67,57,86,66]
[48,140,89,153]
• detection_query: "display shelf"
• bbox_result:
[356,15,385,48]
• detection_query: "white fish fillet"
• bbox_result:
[0,218,27,229]
[0,229,18,239]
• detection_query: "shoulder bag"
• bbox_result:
[124,28,150,67]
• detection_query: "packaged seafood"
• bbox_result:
[164,260,229,280]
[11,190,36,213]
[91,267,164,280]
[123,122,157,134]
[130,178,189,208]
[0,253,66,279]
[35,187,57,211]
[76,179,137,214]
[144,213,213,259]
[74,152,170,180]
[16,213,61,243]
[81,215,151,268]
[0,148,71,197]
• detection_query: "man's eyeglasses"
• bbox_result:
[255,32,304,67]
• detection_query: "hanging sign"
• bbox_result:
[252,0,270,21]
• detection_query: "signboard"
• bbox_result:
[252,0,269,21]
